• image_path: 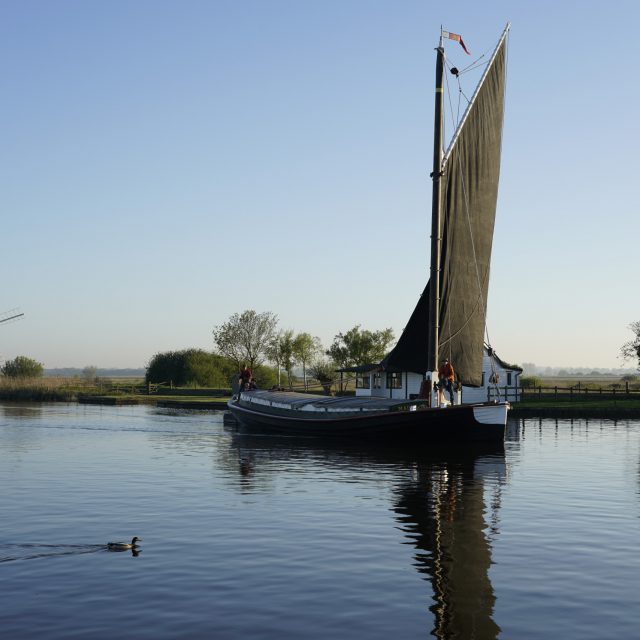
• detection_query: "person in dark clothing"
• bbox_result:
[438,358,455,404]
[239,364,253,392]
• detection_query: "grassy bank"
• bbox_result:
[510,397,640,418]
[3,376,640,418]
[0,377,231,406]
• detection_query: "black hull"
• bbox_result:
[227,400,506,443]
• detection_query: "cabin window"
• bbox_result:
[507,372,512,385]
[356,374,371,389]
[373,373,382,389]
[481,371,486,386]
[386,372,402,389]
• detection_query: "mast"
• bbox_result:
[427,34,445,375]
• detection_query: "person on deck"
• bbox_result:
[438,358,456,405]
[239,364,253,392]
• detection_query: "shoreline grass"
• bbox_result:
[3,376,640,418]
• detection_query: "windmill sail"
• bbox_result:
[383,28,508,386]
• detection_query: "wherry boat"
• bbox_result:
[228,24,511,443]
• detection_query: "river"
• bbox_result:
[1,403,638,639]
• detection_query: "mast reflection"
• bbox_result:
[226,433,506,638]
[393,446,506,639]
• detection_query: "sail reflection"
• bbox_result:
[226,432,506,638]
[392,447,505,639]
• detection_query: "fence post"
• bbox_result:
[555,385,557,400]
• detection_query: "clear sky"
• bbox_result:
[1,0,638,370]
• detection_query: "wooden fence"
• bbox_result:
[488,382,640,403]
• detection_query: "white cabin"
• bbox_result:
[341,347,521,403]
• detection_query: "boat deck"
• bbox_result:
[238,390,426,413]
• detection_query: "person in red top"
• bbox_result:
[438,358,455,405]
[239,364,253,392]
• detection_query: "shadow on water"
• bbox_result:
[0,543,140,563]
[226,431,507,639]
[1,404,44,419]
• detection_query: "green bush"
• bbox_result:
[1,356,44,378]
[146,349,237,388]
[520,376,542,389]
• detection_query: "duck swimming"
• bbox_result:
[107,536,141,551]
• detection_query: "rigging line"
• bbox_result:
[440,81,458,363]
[443,61,458,151]
[458,59,491,75]
[436,139,493,362]
[456,44,492,75]
[441,57,483,362]
[444,62,473,112]
[440,61,454,362]
[443,59,471,129]
[457,86,472,108]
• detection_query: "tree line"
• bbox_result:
[146,309,396,390]
[6,317,637,386]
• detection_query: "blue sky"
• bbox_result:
[1,0,638,370]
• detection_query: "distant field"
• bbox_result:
[534,375,638,389]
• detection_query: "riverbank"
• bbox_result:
[3,378,640,417]
[4,394,640,418]
[510,406,640,419]
[510,398,640,419]
[75,395,231,410]
[0,378,231,408]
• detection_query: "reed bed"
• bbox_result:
[0,377,96,401]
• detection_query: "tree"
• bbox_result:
[620,321,640,370]
[278,330,296,389]
[308,357,336,395]
[293,333,322,391]
[82,366,98,383]
[520,376,542,389]
[183,350,229,387]
[212,310,278,370]
[266,334,284,386]
[145,349,236,387]
[327,325,395,368]
[146,350,184,386]
[1,355,44,378]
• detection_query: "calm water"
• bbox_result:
[1,403,639,639]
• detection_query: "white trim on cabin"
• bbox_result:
[353,347,521,402]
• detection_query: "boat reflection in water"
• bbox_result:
[226,429,506,639]
[392,445,505,639]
